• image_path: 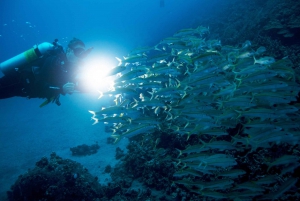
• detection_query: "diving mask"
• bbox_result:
[72,47,94,58]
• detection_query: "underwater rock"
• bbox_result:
[70,142,100,156]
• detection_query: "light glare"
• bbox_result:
[80,56,116,92]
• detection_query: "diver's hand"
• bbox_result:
[63,82,75,94]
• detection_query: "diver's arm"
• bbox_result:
[74,82,95,93]
[62,82,75,94]
[33,81,62,98]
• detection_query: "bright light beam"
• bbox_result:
[78,55,117,92]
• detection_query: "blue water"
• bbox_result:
[0,0,214,60]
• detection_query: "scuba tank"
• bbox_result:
[0,40,62,75]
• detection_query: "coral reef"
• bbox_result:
[115,147,126,159]
[110,132,300,200]
[7,152,167,201]
[111,139,175,190]
[7,152,104,201]
[7,133,300,200]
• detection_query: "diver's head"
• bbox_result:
[66,38,85,64]
[66,38,93,64]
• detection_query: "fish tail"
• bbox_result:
[199,139,207,146]
[234,110,242,119]
[235,77,242,87]
[186,132,191,141]
[165,111,173,121]
[216,100,223,110]
[172,125,179,131]
[148,90,155,100]
[253,55,257,65]
[184,66,191,75]
[154,106,160,115]
[176,149,183,158]
[114,99,119,106]
[115,57,122,66]
[91,117,98,125]
[132,98,139,108]
[175,159,182,167]
[88,110,96,119]
[183,122,190,129]
[97,90,103,99]
[232,82,237,91]
[232,70,239,81]
[154,45,161,51]
[111,134,122,144]
[231,136,238,145]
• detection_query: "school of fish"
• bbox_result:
[90,26,300,200]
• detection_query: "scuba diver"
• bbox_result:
[0,38,93,107]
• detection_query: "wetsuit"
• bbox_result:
[0,50,77,105]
